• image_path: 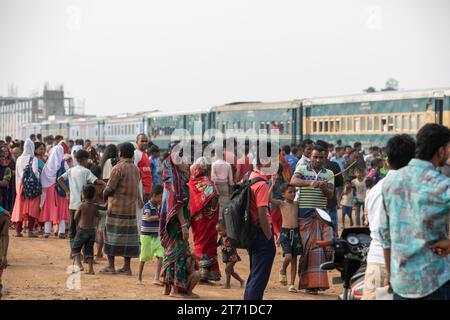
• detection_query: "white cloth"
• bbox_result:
[15,139,39,193]
[71,145,83,166]
[134,149,143,166]
[365,171,395,265]
[60,165,97,210]
[102,158,113,180]
[211,159,234,184]
[352,178,367,202]
[41,145,66,189]
[44,220,66,234]
[295,155,311,171]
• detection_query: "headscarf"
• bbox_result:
[41,144,67,188]
[159,149,188,248]
[188,157,217,216]
[15,139,38,193]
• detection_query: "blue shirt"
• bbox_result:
[141,201,160,237]
[379,159,450,298]
[284,154,298,176]
[330,156,346,171]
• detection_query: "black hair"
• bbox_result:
[291,147,298,155]
[335,146,344,152]
[416,124,450,161]
[282,145,291,154]
[385,134,416,170]
[216,219,226,229]
[37,133,42,139]
[29,134,36,140]
[336,139,342,146]
[82,184,96,200]
[149,145,160,155]
[345,179,352,184]
[68,139,74,144]
[90,165,102,179]
[311,145,326,154]
[280,183,295,194]
[55,135,63,141]
[118,142,135,159]
[99,144,118,168]
[34,142,45,155]
[136,133,147,141]
[150,184,164,197]
[354,142,362,149]
[75,139,84,146]
[5,136,12,142]
[75,149,90,161]
[365,178,374,189]
[315,140,329,150]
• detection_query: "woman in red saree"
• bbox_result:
[187,157,221,282]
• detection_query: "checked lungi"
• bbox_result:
[104,212,140,258]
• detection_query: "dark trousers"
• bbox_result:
[394,281,450,300]
[15,216,36,234]
[355,201,365,225]
[244,229,276,300]
[68,209,77,248]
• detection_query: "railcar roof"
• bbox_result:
[302,88,450,106]
[212,100,301,112]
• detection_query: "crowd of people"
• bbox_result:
[0,123,449,300]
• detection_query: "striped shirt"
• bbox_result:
[141,201,160,237]
[295,164,334,209]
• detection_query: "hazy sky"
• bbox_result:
[1,0,449,115]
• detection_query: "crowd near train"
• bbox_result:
[20,88,450,150]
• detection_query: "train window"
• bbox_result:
[402,115,408,131]
[335,119,340,132]
[426,103,433,112]
[388,116,394,132]
[313,120,317,132]
[374,116,379,131]
[318,121,323,132]
[368,117,373,131]
[360,117,366,131]
[330,120,334,132]
[348,117,352,131]
[408,116,413,130]
[381,117,387,132]
[395,115,401,131]
[341,118,346,131]
[354,117,360,132]
[417,114,423,129]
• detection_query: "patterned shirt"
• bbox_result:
[105,159,141,215]
[379,159,450,298]
[141,201,160,237]
[295,164,334,209]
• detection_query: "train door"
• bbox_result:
[435,99,443,125]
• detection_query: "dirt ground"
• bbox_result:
[1,228,341,300]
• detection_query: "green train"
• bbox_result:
[27,88,450,149]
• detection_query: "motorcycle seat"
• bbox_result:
[320,262,336,270]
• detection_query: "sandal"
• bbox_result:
[279,273,288,286]
[116,268,132,276]
[288,285,298,293]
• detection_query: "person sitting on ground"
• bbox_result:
[216,220,245,289]
[137,184,164,286]
[72,185,99,275]
[270,182,302,293]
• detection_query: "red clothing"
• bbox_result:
[236,155,253,182]
[249,169,270,225]
[137,150,152,194]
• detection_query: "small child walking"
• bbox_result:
[137,185,164,285]
[71,185,99,275]
[270,180,302,293]
[340,180,354,227]
[216,220,245,289]
[89,165,107,261]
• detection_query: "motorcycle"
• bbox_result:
[318,226,371,300]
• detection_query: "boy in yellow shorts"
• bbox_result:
[137,185,164,285]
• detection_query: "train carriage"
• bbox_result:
[302,88,450,148]
[210,100,302,146]
[148,108,210,149]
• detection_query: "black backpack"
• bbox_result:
[22,157,42,199]
[56,160,69,197]
[222,174,265,249]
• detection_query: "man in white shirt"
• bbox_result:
[362,135,416,300]
[71,139,84,167]
[211,155,235,211]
